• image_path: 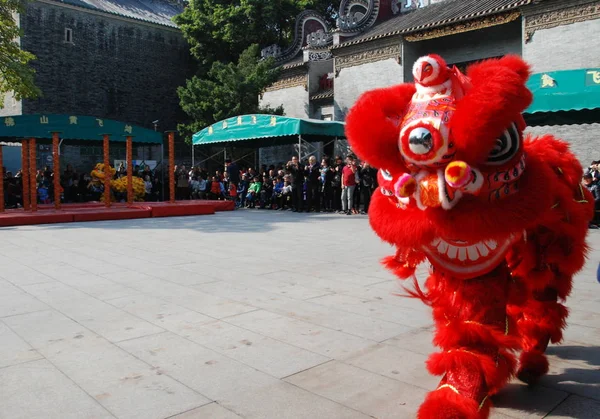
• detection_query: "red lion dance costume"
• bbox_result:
[345,55,594,418]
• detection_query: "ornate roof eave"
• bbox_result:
[39,0,182,31]
[331,0,533,50]
[281,61,307,70]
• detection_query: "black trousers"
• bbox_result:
[292,184,304,211]
[361,186,373,213]
[306,183,320,211]
[332,187,342,210]
[321,186,333,210]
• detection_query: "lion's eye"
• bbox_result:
[487,122,520,165]
[380,169,393,181]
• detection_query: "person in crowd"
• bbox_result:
[341,155,358,215]
[286,155,305,212]
[259,177,273,209]
[209,176,225,200]
[175,165,189,200]
[332,156,344,212]
[190,176,201,200]
[281,179,293,210]
[144,175,153,201]
[272,177,284,210]
[228,180,238,203]
[237,174,248,208]
[583,172,600,228]
[359,161,377,214]
[305,155,321,212]
[245,176,262,208]
[320,157,334,212]
[226,158,240,187]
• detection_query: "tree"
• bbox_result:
[178,44,284,135]
[174,1,336,139]
[0,0,40,108]
[174,1,336,76]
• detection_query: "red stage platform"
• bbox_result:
[0,200,234,227]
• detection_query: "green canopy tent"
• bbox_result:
[191,114,346,167]
[524,68,600,126]
[0,114,164,211]
[0,114,162,143]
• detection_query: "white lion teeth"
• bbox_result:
[432,238,504,261]
[475,243,489,257]
[437,241,448,254]
[467,246,479,261]
[447,245,458,259]
[485,240,498,250]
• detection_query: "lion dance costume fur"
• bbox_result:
[345,55,594,418]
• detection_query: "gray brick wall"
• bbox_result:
[525,124,600,166]
[523,19,600,73]
[404,20,522,80]
[334,57,403,121]
[19,2,189,132]
[261,85,309,118]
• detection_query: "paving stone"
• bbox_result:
[0,321,43,368]
[0,280,49,318]
[178,319,330,378]
[0,262,55,286]
[383,326,437,356]
[342,343,439,390]
[541,358,600,402]
[169,403,243,419]
[39,263,139,301]
[0,359,113,419]
[492,382,569,418]
[21,282,164,343]
[285,360,427,418]
[2,213,600,419]
[225,309,375,359]
[546,395,600,418]
[119,332,370,419]
[5,311,208,419]
[106,274,255,319]
[107,294,216,332]
[308,293,432,328]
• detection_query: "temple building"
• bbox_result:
[1,0,189,171]
[259,0,600,165]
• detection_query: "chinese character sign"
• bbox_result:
[586,70,600,86]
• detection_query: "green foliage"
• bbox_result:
[0,0,41,108]
[174,0,336,75]
[177,44,284,137]
[174,1,335,140]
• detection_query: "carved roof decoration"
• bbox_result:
[311,89,334,100]
[332,0,534,50]
[262,1,385,64]
[43,0,184,28]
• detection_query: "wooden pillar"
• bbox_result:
[0,145,4,213]
[52,132,61,209]
[21,139,30,211]
[126,135,133,204]
[29,138,37,211]
[102,134,111,207]
[167,131,175,203]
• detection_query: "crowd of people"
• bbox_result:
[175,154,378,214]
[2,153,378,214]
[1,163,163,207]
[582,160,600,228]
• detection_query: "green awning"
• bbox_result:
[192,114,345,146]
[525,68,600,114]
[0,114,162,143]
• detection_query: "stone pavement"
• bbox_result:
[0,210,598,419]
